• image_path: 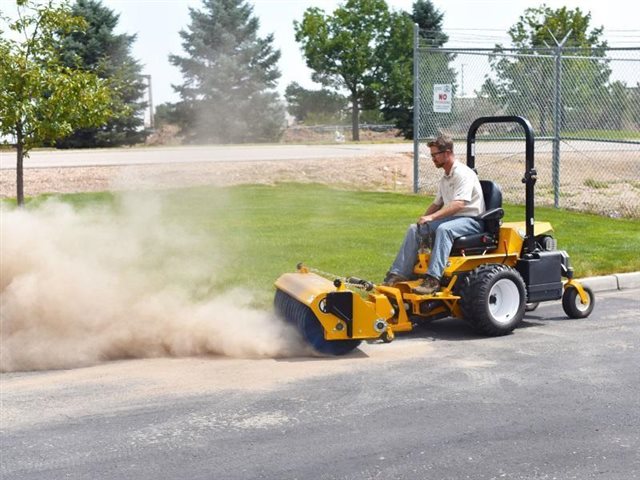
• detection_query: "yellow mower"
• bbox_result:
[274,116,595,355]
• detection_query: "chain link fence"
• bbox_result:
[413,30,640,218]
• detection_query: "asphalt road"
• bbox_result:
[2,140,635,170]
[1,288,639,480]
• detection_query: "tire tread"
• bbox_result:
[459,264,526,336]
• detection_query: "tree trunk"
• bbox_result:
[351,94,360,142]
[16,124,24,207]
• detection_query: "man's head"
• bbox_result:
[427,134,454,170]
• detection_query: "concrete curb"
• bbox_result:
[580,271,640,293]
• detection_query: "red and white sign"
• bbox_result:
[433,84,452,113]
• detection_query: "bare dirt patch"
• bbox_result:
[2,144,638,217]
[0,152,415,198]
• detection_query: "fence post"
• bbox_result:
[551,30,571,209]
[552,45,562,208]
[413,23,420,193]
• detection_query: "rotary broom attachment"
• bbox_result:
[274,264,392,356]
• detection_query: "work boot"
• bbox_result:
[382,272,407,286]
[412,275,440,295]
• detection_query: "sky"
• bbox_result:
[48,0,640,107]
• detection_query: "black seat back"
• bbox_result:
[481,180,502,212]
[449,180,503,256]
[480,180,503,236]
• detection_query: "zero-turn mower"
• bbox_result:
[274,116,595,355]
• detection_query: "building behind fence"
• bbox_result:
[413,26,640,218]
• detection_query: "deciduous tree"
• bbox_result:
[295,0,451,140]
[294,0,396,141]
[481,6,609,135]
[284,82,348,124]
[0,0,112,205]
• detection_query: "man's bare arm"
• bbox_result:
[424,202,441,216]
[418,200,465,224]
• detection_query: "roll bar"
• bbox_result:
[466,116,537,254]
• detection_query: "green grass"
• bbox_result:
[583,178,610,189]
[563,129,640,140]
[6,183,640,307]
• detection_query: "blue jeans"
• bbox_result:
[389,216,483,280]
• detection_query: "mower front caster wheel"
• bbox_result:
[562,285,595,318]
[525,302,539,312]
[380,331,394,343]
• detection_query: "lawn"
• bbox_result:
[563,129,640,140]
[10,183,640,308]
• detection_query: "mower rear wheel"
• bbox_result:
[460,264,526,336]
[562,285,595,318]
[274,290,361,356]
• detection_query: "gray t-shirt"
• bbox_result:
[434,161,486,216]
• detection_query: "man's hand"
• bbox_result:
[418,200,466,225]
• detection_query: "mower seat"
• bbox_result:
[450,180,504,255]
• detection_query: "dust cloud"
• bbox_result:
[0,195,308,373]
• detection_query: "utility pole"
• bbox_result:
[143,74,154,130]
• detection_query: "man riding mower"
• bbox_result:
[274,116,595,355]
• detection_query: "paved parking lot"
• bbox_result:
[2,287,638,479]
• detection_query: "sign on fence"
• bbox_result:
[432,84,452,113]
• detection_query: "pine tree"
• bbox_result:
[379,0,451,139]
[55,0,148,148]
[413,0,448,46]
[169,0,285,143]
